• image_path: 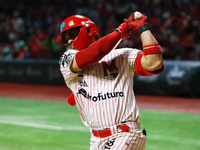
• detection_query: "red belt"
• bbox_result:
[92,124,130,138]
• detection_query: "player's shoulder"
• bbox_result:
[63,49,78,55]
[59,49,78,67]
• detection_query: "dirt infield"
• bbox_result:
[0,83,200,114]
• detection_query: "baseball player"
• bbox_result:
[56,12,164,150]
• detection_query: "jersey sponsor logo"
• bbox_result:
[104,138,116,149]
[102,60,118,78]
[80,80,88,87]
[59,53,75,67]
[77,88,124,102]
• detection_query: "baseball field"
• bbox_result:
[0,83,200,150]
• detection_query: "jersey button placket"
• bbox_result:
[93,102,99,124]
[95,103,99,123]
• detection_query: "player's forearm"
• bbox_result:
[75,31,121,70]
[140,30,163,72]
[140,30,157,46]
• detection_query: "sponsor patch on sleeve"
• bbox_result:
[59,53,75,67]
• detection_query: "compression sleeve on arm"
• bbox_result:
[75,31,121,69]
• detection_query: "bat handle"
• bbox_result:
[113,39,122,50]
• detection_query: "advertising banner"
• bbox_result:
[0,60,200,97]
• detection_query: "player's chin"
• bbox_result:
[68,44,75,49]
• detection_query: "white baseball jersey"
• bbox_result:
[59,47,141,130]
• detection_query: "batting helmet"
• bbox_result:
[56,15,99,50]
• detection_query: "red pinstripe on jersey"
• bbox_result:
[60,48,141,130]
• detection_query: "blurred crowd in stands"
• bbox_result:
[0,0,200,60]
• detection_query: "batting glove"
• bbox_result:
[73,22,96,50]
[115,22,132,40]
[124,12,150,35]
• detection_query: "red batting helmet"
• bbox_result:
[56,15,99,50]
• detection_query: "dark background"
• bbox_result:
[0,0,200,60]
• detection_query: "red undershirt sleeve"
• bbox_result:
[75,31,121,69]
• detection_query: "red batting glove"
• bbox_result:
[115,22,132,40]
[124,13,150,35]
[73,22,96,50]
[68,94,76,106]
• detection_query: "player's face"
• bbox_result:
[62,27,81,49]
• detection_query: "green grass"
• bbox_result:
[139,110,200,150]
[0,98,90,150]
[0,97,200,150]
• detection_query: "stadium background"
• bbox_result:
[0,0,200,150]
[0,0,200,60]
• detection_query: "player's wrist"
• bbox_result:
[115,28,122,34]
[115,22,130,39]
[138,23,151,35]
